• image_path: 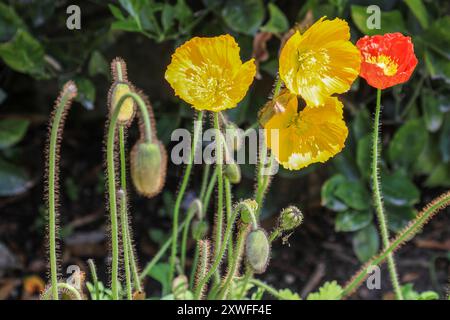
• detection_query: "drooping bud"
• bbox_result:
[278,206,303,232]
[191,219,208,240]
[130,141,167,198]
[224,162,241,184]
[239,199,258,224]
[110,83,135,124]
[245,228,270,274]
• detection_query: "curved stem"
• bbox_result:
[249,279,288,300]
[343,191,450,298]
[48,90,72,300]
[169,111,203,284]
[371,88,403,300]
[199,164,210,201]
[41,283,82,300]
[107,91,153,299]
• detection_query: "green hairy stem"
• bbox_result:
[342,191,450,298]
[47,82,76,300]
[107,92,153,299]
[194,201,256,299]
[371,88,403,300]
[169,111,204,284]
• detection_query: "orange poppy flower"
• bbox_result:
[356,33,418,89]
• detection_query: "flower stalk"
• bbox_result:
[371,88,403,300]
[46,81,77,300]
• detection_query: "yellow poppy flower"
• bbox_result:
[279,17,361,106]
[165,35,256,112]
[263,91,348,170]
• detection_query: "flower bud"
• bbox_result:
[245,228,270,274]
[111,83,135,124]
[224,162,241,184]
[278,206,303,232]
[239,199,258,224]
[191,219,208,240]
[130,141,167,198]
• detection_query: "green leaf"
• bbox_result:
[0,158,31,196]
[335,209,372,232]
[381,171,420,207]
[108,4,125,20]
[161,4,175,33]
[222,0,265,35]
[148,263,171,295]
[0,118,30,149]
[111,18,141,32]
[321,174,348,212]
[307,281,343,300]
[74,77,96,110]
[422,17,450,82]
[88,51,108,78]
[260,3,289,34]
[388,119,427,170]
[386,205,417,233]
[334,180,370,210]
[0,3,27,41]
[404,0,429,29]
[424,163,450,187]
[278,288,301,300]
[353,224,379,263]
[0,29,48,79]
[401,283,439,300]
[356,134,372,180]
[421,88,443,132]
[440,114,450,162]
[351,5,406,35]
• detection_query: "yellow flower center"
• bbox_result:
[296,49,330,75]
[366,55,398,76]
[185,64,233,108]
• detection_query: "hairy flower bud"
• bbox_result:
[224,162,241,184]
[111,83,135,124]
[245,228,270,274]
[278,206,303,232]
[239,199,258,224]
[130,141,167,198]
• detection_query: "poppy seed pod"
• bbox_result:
[111,83,135,124]
[130,141,167,198]
[245,228,270,274]
[278,206,303,232]
[224,162,241,184]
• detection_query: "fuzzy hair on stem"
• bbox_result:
[342,190,450,298]
[45,81,77,300]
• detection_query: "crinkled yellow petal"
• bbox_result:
[279,17,361,106]
[165,35,256,112]
[264,96,348,170]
